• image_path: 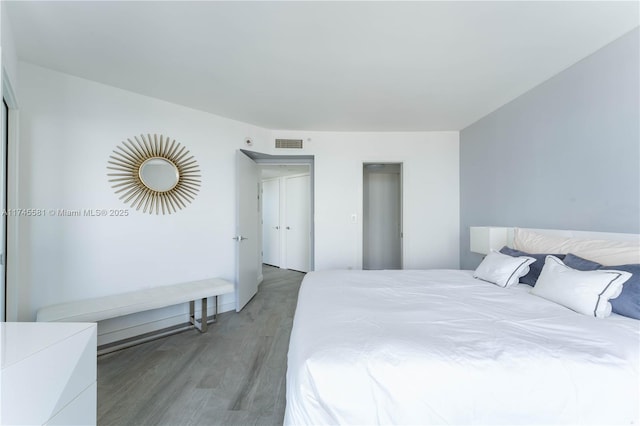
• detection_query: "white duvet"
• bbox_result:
[285,269,640,425]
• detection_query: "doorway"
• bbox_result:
[260,165,311,273]
[363,163,402,270]
[235,149,314,312]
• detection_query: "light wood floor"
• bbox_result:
[97,265,304,426]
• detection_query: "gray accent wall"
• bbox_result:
[460,28,640,269]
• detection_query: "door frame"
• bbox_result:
[241,150,315,271]
[2,68,19,321]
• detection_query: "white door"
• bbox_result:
[285,175,310,272]
[235,150,260,312]
[262,179,280,267]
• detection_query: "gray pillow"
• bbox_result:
[499,247,565,286]
[606,264,640,320]
[562,253,640,320]
[562,253,601,271]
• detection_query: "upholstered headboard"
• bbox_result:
[509,228,640,266]
[470,226,639,265]
[508,228,640,245]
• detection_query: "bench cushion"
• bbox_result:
[36,278,234,323]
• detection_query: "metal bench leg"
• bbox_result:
[189,300,196,329]
[189,299,206,333]
[190,297,217,333]
[213,295,218,322]
[200,297,208,333]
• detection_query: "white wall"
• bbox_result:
[1,3,19,91]
[16,62,460,344]
[264,131,460,271]
[16,62,269,343]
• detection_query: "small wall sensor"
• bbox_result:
[245,138,253,147]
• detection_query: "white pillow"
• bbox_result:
[513,228,640,266]
[473,250,535,288]
[531,256,632,318]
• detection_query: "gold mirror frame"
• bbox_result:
[107,134,201,214]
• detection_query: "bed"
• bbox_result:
[285,229,640,425]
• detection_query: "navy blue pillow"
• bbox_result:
[562,253,640,320]
[499,247,565,286]
[562,253,601,271]
[606,264,640,320]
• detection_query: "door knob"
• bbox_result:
[286,226,291,230]
[275,226,280,230]
[232,236,248,241]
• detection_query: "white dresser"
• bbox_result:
[0,322,97,425]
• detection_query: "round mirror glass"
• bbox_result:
[139,157,179,192]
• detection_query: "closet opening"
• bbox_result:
[363,163,403,270]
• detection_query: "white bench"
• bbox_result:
[36,278,234,333]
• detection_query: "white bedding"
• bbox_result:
[285,269,640,425]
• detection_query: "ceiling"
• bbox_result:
[5,1,639,131]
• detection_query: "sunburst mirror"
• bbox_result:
[107,134,201,214]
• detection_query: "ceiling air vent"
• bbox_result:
[275,139,303,149]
